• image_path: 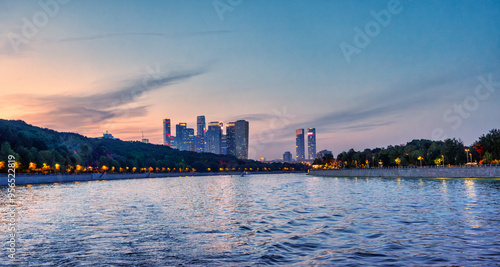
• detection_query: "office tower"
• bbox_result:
[185,128,195,152]
[283,151,292,162]
[163,119,171,146]
[226,122,236,157]
[235,120,249,160]
[196,116,206,152]
[176,123,187,150]
[221,134,227,155]
[307,128,316,160]
[296,129,305,161]
[207,121,222,154]
[171,136,177,149]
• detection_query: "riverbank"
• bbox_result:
[309,166,500,178]
[0,171,305,187]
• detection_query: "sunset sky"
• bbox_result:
[1,0,499,160]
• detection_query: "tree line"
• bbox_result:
[0,120,307,174]
[313,129,500,168]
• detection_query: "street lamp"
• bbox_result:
[418,156,423,167]
[465,149,470,164]
[442,155,445,167]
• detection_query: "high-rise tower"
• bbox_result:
[307,128,316,160]
[163,119,171,146]
[235,120,249,160]
[296,129,305,161]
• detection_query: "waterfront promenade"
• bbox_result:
[310,165,500,178]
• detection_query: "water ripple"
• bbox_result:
[1,174,500,266]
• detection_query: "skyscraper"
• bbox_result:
[185,128,195,152]
[226,122,236,157]
[176,123,187,151]
[235,120,249,160]
[221,134,227,155]
[296,129,305,161]
[307,128,316,160]
[163,119,171,146]
[283,151,292,162]
[207,121,222,154]
[196,116,206,153]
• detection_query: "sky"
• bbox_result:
[1,0,499,160]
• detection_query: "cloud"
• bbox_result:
[10,67,205,130]
[51,30,233,43]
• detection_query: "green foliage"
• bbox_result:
[335,134,498,168]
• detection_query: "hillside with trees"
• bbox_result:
[0,119,306,174]
[314,129,500,168]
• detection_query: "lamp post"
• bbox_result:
[465,149,470,164]
[442,154,445,167]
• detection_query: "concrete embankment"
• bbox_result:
[309,166,500,178]
[0,171,302,187]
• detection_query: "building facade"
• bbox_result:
[226,122,236,157]
[196,116,206,153]
[307,128,316,160]
[207,121,222,154]
[235,120,249,160]
[283,151,292,162]
[185,128,195,152]
[176,123,187,151]
[296,129,305,161]
[163,119,171,146]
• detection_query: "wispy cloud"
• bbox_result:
[50,30,233,43]
[8,68,206,130]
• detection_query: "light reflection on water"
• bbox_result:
[1,174,500,266]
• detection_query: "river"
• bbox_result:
[1,174,500,266]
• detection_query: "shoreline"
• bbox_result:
[309,166,500,179]
[0,171,305,187]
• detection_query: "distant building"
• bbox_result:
[226,122,236,157]
[235,120,249,160]
[296,129,305,161]
[103,131,114,139]
[207,121,222,154]
[221,134,227,155]
[196,116,206,152]
[307,128,316,160]
[185,128,195,152]
[163,119,171,146]
[283,151,293,162]
[142,138,149,144]
[316,149,333,160]
[171,136,177,149]
[176,123,187,150]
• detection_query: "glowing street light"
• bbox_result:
[465,149,470,164]
[417,156,424,167]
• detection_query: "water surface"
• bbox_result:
[2,174,500,266]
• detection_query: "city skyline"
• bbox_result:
[1,1,499,160]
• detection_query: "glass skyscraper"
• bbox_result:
[176,123,187,151]
[163,119,171,146]
[296,129,305,161]
[207,121,222,154]
[185,128,195,152]
[235,120,249,160]
[307,128,316,160]
[196,116,206,153]
[226,122,236,157]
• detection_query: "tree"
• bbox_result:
[395,158,401,167]
[478,129,500,159]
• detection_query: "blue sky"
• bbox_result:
[1,0,499,159]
